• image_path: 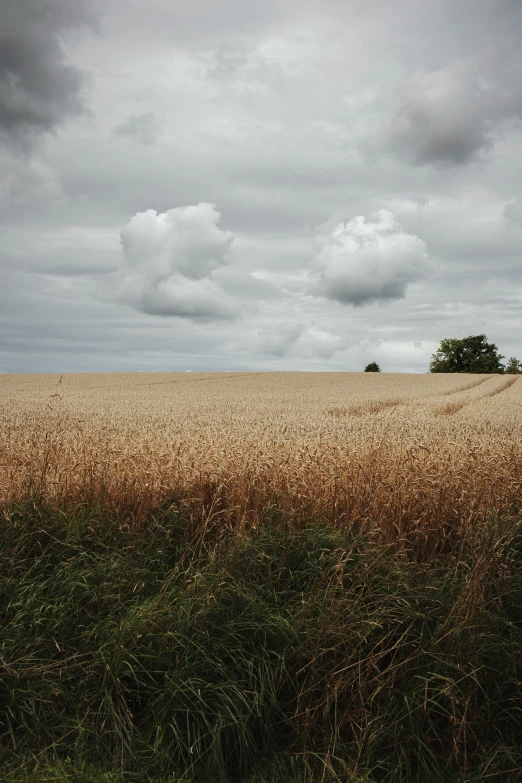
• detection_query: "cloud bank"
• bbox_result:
[115,203,238,321]
[312,209,429,306]
[2,0,522,374]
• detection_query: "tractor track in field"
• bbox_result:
[440,375,493,395]
[433,376,520,416]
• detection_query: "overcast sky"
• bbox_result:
[1,0,521,373]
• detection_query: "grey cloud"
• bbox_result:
[0,150,63,206]
[241,321,344,359]
[113,112,160,145]
[312,209,430,306]
[136,277,238,321]
[198,45,249,81]
[0,0,97,148]
[253,322,304,357]
[299,326,345,359]
[377,68,496,166]
[504,199,522,225]
[377,53,522,167]
[214,266,282,301]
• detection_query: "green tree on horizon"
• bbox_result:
[505,356,522,374]
[430,335,505,374]
[364,362,381,372]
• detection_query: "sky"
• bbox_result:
[1,0,521,373]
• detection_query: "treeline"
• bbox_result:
[364,335,522,374]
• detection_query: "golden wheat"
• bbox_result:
[1,372,521,535]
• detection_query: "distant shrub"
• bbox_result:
[505,357,522,374]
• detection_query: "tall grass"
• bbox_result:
[2,501,522,782]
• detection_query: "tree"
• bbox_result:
[364,362,381,372]
[505,357,522,375]
[429,335,504,374]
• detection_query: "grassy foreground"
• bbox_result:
[1,502,522,782]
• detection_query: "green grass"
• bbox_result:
[1,502,522,782]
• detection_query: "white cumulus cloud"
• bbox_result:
[312,209,429,306]
[115,202,238,320]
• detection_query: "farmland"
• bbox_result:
[1,372,522,782]
[1,371,522,528]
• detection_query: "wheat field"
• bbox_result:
[1,371,521,535]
